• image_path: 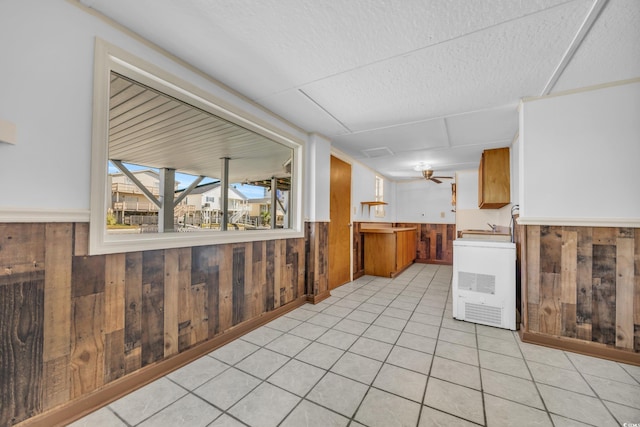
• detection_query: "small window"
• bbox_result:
[375,175,385,217]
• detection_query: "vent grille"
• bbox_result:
[458,271,496,294]
[361,147,394,158]
[465,303,502,326]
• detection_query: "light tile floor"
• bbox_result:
[70,264,640,427]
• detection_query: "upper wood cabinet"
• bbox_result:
[478,147,510,209]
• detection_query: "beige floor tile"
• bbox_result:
[355,388,421,427]
[484,394,552,427]
[423,378,484,425]
[431,356,481,390]
[373,363,428,402]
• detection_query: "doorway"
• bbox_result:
[329,155,352,289]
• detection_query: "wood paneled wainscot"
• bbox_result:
[520,225,640,365]
[0,222,308,427]
[362,225,417,278]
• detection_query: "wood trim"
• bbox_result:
[517,216,640,228]
[17,296,307,427]
[521,331,640,367]
[0,209,90,223]
[307,290,331,304]
[352,271,364,280]
[414,259,451,265]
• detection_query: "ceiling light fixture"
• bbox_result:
[413,162,431,171]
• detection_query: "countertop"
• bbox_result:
[361,227,417,234]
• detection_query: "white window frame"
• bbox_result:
[89,39,304,255]
[374,175,385,217]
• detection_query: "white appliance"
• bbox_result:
[452,238,516,330]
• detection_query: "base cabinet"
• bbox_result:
[363,228,416,277]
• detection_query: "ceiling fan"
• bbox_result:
[421,169,453,184]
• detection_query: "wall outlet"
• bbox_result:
[440,211,445,218]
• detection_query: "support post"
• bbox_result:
[270,176,277,229]
[159,168,176,232]
[220,157,230,231]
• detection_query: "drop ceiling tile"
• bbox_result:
[256,89,348,135]
[300,0,592,131]
[552,0,640,92]
[331,118,449,159]
[446,105,518,147]
[84,0,575,101]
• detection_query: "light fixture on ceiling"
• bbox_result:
[413,162,431,171]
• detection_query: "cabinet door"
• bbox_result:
[479,147,510,209]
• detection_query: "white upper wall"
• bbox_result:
[0,0,307,215]
[395,179,455,224]
[519,79,640,226]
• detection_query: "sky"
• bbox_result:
[108,161,266,199]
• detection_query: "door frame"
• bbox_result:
[329,151,353,285]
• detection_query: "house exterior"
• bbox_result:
[109,169,162,224]
[0,1,638,426]
[178,182,250,226]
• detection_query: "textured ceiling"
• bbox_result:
[79,0,640,180]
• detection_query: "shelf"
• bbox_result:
[360,201,388,215]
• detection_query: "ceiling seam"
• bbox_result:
[541,0,609,95]
[338,103,519,137]
[258,0,583,100]
[297,89,352,133]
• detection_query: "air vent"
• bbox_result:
[458,271,495,294]
[465,303,502,327]
[361,147,394,158]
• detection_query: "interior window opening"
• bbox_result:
[105,71,293,235]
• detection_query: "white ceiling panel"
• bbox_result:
[76,0,636,180]
[552,0,640,92]
[331,118,449,159]
[300,0,592,132]
[255,89,348,136]
[446,105,519,147]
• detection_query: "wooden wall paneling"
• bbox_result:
[250,241,266,318]
[285,239,298,302]
[141,251,165,366]
[0,224,46,275]
[191,245,218,343]
[70,292,104,399]
[266,240,275,311]
[205,254,220,341]
[191,282,209,345]
[71,255,106,299]
[560,229,577,338]
[163,249,180,358]
[592,244,617,345]
[635,229,640,351]
[232,245,246,326]
[103,253,126,384]
[539,226,562,274]
[43,223,72,409]
[352,222,364,279]
[297,239,305,297]
[593,227,617,245]
[217,245,233,332]
[305,223,315,294]
[274,239,285,308]
[615,232,634,349]
[73,223,89,256]
[0,271,45,426]
[124,252,142,373]
[576,228,593,339]
[242,243,254,322]
[539,272,561,335]
[318,223,329,293]
[103,329,124,385]
[526,225,541,310]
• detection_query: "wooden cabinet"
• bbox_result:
[479,147,510,209]
[363,227,416,278]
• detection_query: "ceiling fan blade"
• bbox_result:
[432,176,453,179]
[430,178,442,184]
